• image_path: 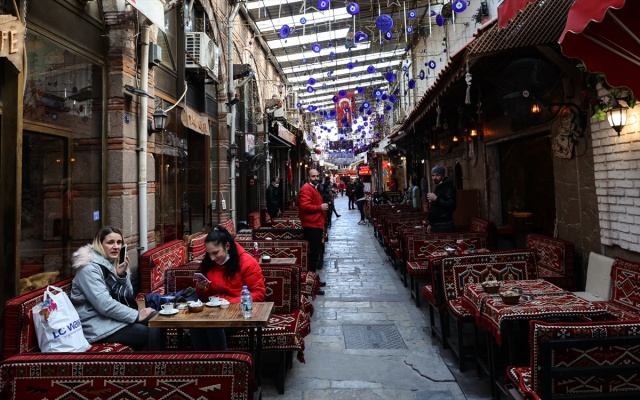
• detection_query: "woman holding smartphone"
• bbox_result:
[70,226,162,350]
[192,225,266,350]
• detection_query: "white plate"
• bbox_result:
[158,309,179,315]
[206,301,220,307]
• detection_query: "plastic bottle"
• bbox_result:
[241,285,253,318]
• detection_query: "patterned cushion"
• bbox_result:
[248,212,261,229]
[406,232,487,263]
[270,219,302,229]
[406,261,430,277]
[447,298,473,318]
[139,240,186,295]
[610,262,640,315]
[252,229,305,240]
[262,265,300,314]
[527,320,640,397]
[185,230,208,262]
[0,352,254,400]
[219,219,236,238]
[526,233,575,289]
[506,366,536,400]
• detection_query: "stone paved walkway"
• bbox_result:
[262,195,493,399]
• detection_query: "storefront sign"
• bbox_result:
[358,166,372,175]
[0,15,25,72]
[277,123,296,145]
[125,0,166,32]
[180,107,210,135]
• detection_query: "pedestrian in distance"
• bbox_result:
[426,165,457,233]
[266,176,280,220]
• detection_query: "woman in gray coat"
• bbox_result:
[70,226,161,350]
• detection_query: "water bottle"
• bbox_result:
[241,285,253,318]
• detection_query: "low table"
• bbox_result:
[149,302,274,387]
[260,257,297,266]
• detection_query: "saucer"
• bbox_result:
[159,309,179,315]
[206,301,220,307]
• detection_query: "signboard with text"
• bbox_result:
[0,15,25,72]
[358,165,372,175]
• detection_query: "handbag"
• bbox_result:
[31,285,91,352]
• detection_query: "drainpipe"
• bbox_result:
[138,25,150,252]
[228,1,240,225]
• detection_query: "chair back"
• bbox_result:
[584,252,614,300]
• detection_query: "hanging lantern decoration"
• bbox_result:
[318,0,330,11]
[408,10,417,19]
[367,65,376,74]
[436,14,445,26]
[307,86,314,93]
[308,77,316,85]
[376,14,394,31]
[385,71,396,82]
[428,60,437,69]
[354,31,368,43]
[346,2,359,15]
[453,0,467,13]
[384,31,393,41]
[279,25,290,38]
[312,43,322,53]
[419,70,425,80]
[408,79,416,89]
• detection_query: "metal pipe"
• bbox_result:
[138,25,150,252]
[228,1,240,225]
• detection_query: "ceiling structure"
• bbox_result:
[243,0,461,154]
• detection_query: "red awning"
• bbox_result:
[559,0,640,97]
[497,0,536,28]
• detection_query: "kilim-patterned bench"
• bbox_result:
[252,228,305,241]
[506,319,640,400]
[526,233,575,290]
[0,277,254,400]
[137,239,186,300]
[596,256,640,320]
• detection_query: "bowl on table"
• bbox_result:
[261,255,271,263]
[481,280,501,293]
[500,290,521,305]
[220,299,230,309]
[188,301,204,313]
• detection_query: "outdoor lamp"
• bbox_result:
[452,135,459,142]
[227,143,238,158]
[607,103,628,135]
[470,129,478,137]
[153,109,168,132]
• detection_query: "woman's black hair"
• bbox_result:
[200,225,240,280]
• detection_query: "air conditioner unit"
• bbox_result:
[186,32,216,71]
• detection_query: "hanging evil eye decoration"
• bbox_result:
[408,79,416,89]
[302,58,307,63]
[402,65,408,71]
[367,65,376,74]
[357,87,365,94]
[354,31,368,43]
[332,95,339,103]
[359,106,364,113]
[300,17,307,24]
[428,60,437,69]
[322,83,327,88]
[374,89,384,98]
[318,0,330,11]
[279,25,290,39]
[312,43,322,53]
[407,26,414,34]
[389,95,397,103]
[385,71,396,82]
[376,14,394,32]
[327,70,334,77]
[329,51,336,58]
[346,2,360,15]
[307,86,314,93]
[394,88,400,95]
[307,105,314,111]
[408,10,417,19]
[308,77,316,85]
[382,94,389,100]
[436,14,445,26]
[385,105,392,111]
[296,102,302,108]
[453,0,467,13]
[346,62,354,70]
[384,31,393,41]
[419,70,426,80]
[430,10,437,17]
[339,89,347,97]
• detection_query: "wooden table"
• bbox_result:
[149,302,274,387]
[260,257,297,266]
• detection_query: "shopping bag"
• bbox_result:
[31,285,90,352]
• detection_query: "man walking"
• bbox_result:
[266,176,280,220]
[346,180,355,209]
[426,165,457,233]
[298,169,328,294]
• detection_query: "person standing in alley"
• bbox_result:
[339,179,346,197]
[355,178,366,225]
[346,180,355,209]
[266,176,280,221]
[298,169,328,294]
[426,165,457,233]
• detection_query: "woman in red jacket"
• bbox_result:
[192,225,266,350]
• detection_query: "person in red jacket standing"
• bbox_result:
[192,225,266,350]
[298,169,328,294]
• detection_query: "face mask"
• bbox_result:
[222,253,230,264]
[274,183,279,187]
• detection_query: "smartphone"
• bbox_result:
[118,244,127,266]
[193,272,210,283]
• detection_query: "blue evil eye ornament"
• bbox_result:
[347,62,355,70]
[436,14,445,26]
[376,14,393,32]
[385,71,396,82]
[318,0,330,11]
[453,0,467,13]
[312,43,322,53]
[339,90,347,97]
[346,2,359,15]
[419,70,425,80]
[332,96,339,103]
[430,10,437,17]
[382,94,388,100]
[408,10,417,19]
[384,31,393,41]
[300,17,307,24]
[428,60,437,69]
[374,89,384,98]
[308,77,316,85]
[357,87,365,94]
[408,79,416,89]
[389,95,397,103]
[407,26,414,34]
[296,102,302,108]
[367,65,376,74]
[330,51,336,58]
[354,31,368,43]
[279,25,290,39]
[307,86,314,93]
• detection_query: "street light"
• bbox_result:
[607,103,628,135]
[153,109,168,132]
[227,143,238,158]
